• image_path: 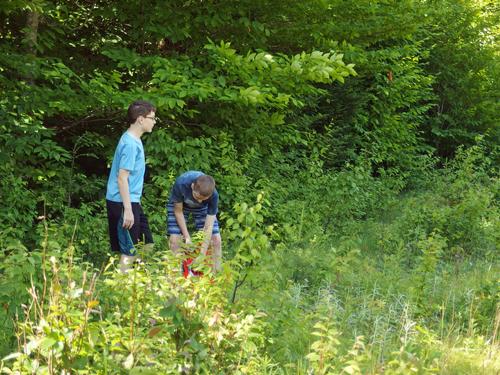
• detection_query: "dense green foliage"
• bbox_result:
[0,0,498,373]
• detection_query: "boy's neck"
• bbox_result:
[127,123,143,139]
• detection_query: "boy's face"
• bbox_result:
[140,111,156,133]
[191,183,211,203]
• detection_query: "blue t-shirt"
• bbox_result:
[106,132,145,203]
[169,171,219,215]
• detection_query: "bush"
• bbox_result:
[378,144,499,260]
[0,233,276,373]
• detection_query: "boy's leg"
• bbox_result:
[116,203,143,273]
[193,208,222,272]
[119,253,136,272]
[107,200,136,272]
[169,235,182,254]
[106,200,122,253]
[139,206,154,252]
[166,202,187,255]
[210,233,222,272]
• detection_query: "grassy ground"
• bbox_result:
[235,190,500,373]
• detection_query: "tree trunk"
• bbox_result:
[26,10,39,55]
[25,10,40,85]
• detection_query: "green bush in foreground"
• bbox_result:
[0,250,275,374]
[4,240,497,374]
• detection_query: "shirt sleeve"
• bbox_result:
[207,190,219,215]
[118,143,137,171]
[170,180,184,203]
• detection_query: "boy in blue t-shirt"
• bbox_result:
[106,100,156,272]
[167,171,222,273]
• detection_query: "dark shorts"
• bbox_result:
[166,202,220,236]
[106,200,153,256]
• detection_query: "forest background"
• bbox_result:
[0,0,499,373]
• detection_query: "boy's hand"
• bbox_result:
[122,207,134,229]
[184,236,192,245]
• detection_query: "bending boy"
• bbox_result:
[167,171,222,272]
[106,100,156,272]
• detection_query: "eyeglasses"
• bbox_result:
[144,116,158,121]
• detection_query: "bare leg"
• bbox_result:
[119,254,137,273]
[169,234,182,255]
[210,234,222,273]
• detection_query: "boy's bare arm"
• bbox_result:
[117,169,133,229]
[173,202,191,243]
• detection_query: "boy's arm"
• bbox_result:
[173,202,191,243]
[118,168,134,229]
[200,191,218,254]
[200,215,216,255]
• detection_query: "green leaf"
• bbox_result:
[2,352,22,361]
[39,337,57,351]
[130,368,159,375]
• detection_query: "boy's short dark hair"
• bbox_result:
[194,175,215,197]
[127,100,156,124]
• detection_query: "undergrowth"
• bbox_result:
[1,146,498,373]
